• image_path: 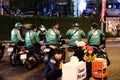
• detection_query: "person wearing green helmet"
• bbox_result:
[11,22,24,46]
[37,25,47,41]
[66,23,86,47]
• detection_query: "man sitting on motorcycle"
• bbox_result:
[46,22,61,45]
[11,22,24,46]
[66,23,85,57]
[25,25,40,53]
[66,23,85,47]
[45,22,61,60]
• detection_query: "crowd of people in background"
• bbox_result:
[10,21,110,80]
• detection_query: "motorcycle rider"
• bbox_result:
[66,23,85,47]
[37,25,47,42]
[45,22,61,63]
[66,23,85,57]
[87,23,105,48]
[25,25,40,53]
[11,22,24,46]
[46,22,61,45]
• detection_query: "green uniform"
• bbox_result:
[66,28,85,46]
[25,30,40,47]
[46,28,60,44]
[37,27,47,36]
[87,29,105,46]
[11,28,22,43]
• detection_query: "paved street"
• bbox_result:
[0,41,120,80]
[106,42,120,80]
[0,57,45,80]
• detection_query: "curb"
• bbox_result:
[106,38,120,42]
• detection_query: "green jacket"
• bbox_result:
[46,28,60,44]
[87,29,105,46]
[66,28,85,46]
[25,30,40,47]
[11,28,22,43]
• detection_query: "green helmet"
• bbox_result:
[15,22,23,28]
[73,23,79,27]
[39,25,46,31]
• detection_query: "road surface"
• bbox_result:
[0,42,120,80]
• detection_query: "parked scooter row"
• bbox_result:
[6,41,44,70]
[4,39,66,70]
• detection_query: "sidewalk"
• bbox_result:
[82,37,120,42]
[64,37,120,43]
[106,37,120,42]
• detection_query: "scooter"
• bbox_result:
[18,46,36,70]
[0,41,5,60]
[43,40,66,64]
[7,41,16,56]
[19,45,44,70]
[6,41,22,66]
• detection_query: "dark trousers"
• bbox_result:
[86,62,92,79]
[46,69,62,80]
[28,43,41,54]
[16,41,24,46]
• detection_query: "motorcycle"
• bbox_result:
[43,40,67,64]
[19,45,44,70]
[7,41,15,56]
[18,46,36,70]
[6,41,22,66]
[0,41,5,60]
[43,44,56,63]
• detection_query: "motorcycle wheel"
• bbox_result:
[25,54,37,70]
[37,52,44,63]
[0,49,4,60]
[10,51,21,66]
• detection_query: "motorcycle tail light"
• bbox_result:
[21,47,26,52]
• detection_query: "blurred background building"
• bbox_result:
[0,0,120,17]
[0,0,10,15]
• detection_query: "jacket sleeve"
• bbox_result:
[49,59,60,71]
[87,31,91,43]
[16,30,23,41]
[81,30,86,38]
[57,30,61,41]
[100,30,105,37]
[45,29,50,38]
[34,32,40,43]
[66,29,71,38]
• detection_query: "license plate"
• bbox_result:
[20,54,27,60]
[7,47,13,52]
[43,48,50,52]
